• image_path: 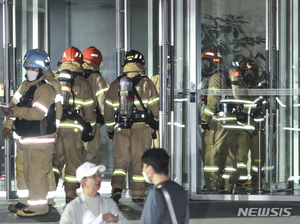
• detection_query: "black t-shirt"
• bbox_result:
[140,180,189,224]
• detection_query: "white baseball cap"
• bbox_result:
[76,162,106,183]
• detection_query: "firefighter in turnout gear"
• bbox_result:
[235,60,266,188]
[201,49,238,194]
[3,49,62,212]
[2,50,60,216]
[104,50,159,203]
[52,46,96,204]
[82,46,109,165]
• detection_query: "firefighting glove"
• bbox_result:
[95,107,105,125]
[151,131,157,139]
[201,121,210,130]
[82,122,94,142]
[107,131,114,140]
[145,111,159,130]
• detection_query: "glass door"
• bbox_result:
[157,0,200,192]
[272,0,300,197]
[116,0,159,192]
[0,1,6,195]
[190,0,300,201]
[65,0,156,194]
[1,0,48,199]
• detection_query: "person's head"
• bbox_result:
[83,46,103,66]
[23,49,51,81]
[76,162,106,193]
[142,148,169,183]
[201,49,223,77]
[123,49,147,75]
[241,59,259,88]
[62,46,83,64]
[124,49,145,66]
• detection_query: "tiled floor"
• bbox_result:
[1,179,300,224]
[1,196,300,224]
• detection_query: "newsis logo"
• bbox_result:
[237,208,292,217]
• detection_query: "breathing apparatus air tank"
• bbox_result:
[118,76,134,129]
[229,64,248,122]
[229,65,242,99]
[58,69,75,114]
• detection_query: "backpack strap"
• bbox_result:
[83,69,100,79]
[159,187,178,224]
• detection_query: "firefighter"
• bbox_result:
[52,46,96,204]
[82,46,109,165]
[236,60,266,188]
[104,49,159,203]
[201,49,238,194]
[2,50,58,216]
[3,49,62,212]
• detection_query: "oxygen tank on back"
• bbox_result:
[229,65,242,99]
[118,76,134,128]
[58,69,75,114]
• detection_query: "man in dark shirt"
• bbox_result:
[140,148,189,224]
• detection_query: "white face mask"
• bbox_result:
[142,167,153,184]
[27,70,39,81]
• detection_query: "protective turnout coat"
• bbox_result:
[82,61,108,117]
[104,63,159,133]
[4,70,63,135]
[104,62,159,199]
[57,62,97,135]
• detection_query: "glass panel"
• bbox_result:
[0,2,4,191]
[173,1,189,188]
[64,0,117,188]
[2,0,16,196]
[127,1,148,58]
[0,0,47,195]
[198,0,268,196]
[65,0,116,84]
[274,0,300,195]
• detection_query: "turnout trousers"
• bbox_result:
[53,128,84,201]
[202,122,238,191]
[111,125,153,197]
[236,131,265,184]
[16,145,28,205]
[16,142,56,206]
[20,134,55,214]
[84,123,102,165]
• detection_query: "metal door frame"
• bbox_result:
[190,0,300,201]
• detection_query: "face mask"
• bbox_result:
[142,168,153,184]
[243,70,257,88]
[27,70,39,81]
[202,59,217,78]
[201,61,211,77]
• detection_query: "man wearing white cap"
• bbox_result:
[59,162,128,224]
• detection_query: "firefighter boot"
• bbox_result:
[48,198,56,207]
[201,185,210,193]
[64,182,79,204]
[8,202,28,212]
[17,208,49,217]
[132,196,145,203]
[111,188,122,203]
